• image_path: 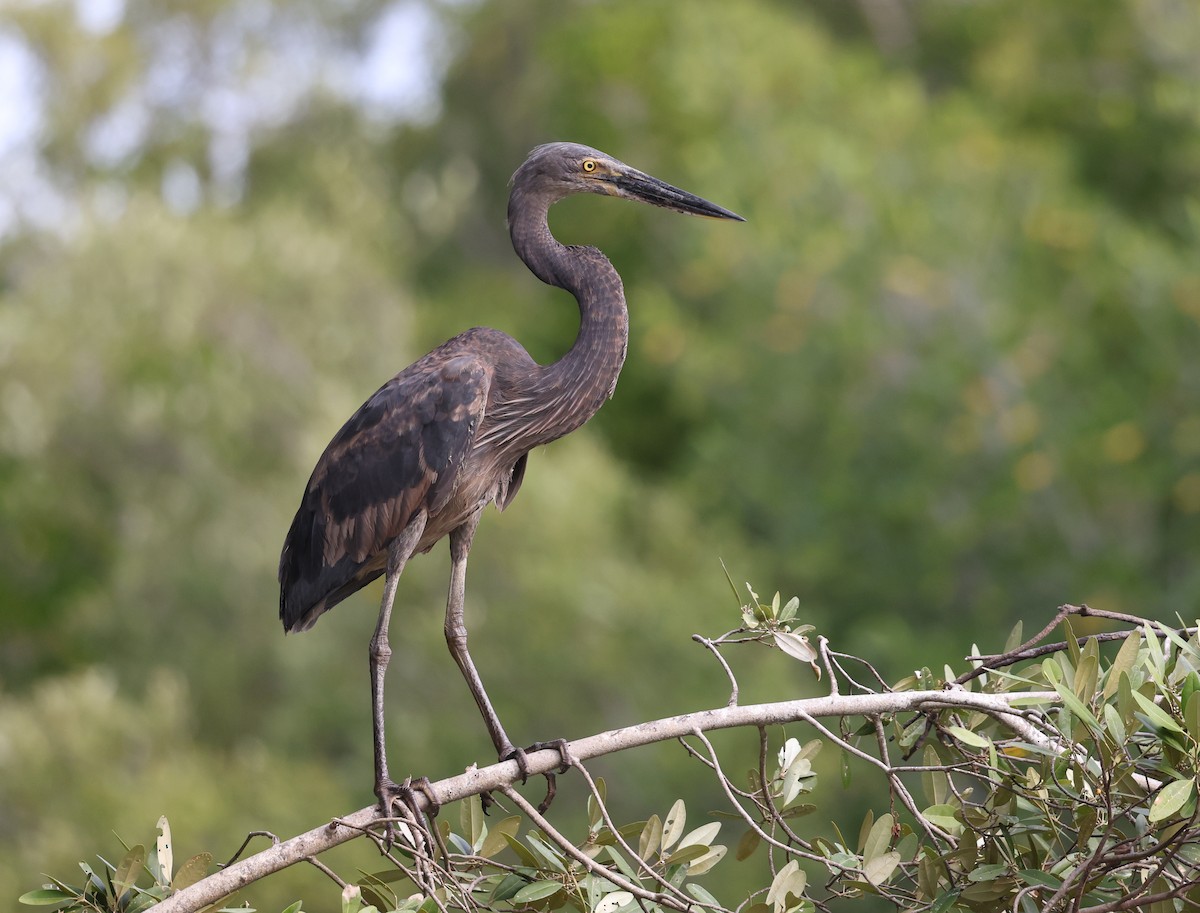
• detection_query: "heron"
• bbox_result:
[278,141,743,820]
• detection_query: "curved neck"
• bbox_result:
[507,190,629,444]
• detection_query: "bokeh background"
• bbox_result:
[2,0,1198,908]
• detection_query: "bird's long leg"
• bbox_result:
[445,509,516,760]
[371,509,428,815]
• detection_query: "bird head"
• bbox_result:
[512,142,744,222]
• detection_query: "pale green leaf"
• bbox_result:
[661,799,686,851]
[1104,633,1142,699]
[687,883,721,906]
[1004,620,1024,654]
[479,816,521,859]
[863,850,901,886]
[595,891,635,913]
[735,828,761,861]
[114,844,146,897]
[766,860,806,909]
[678,821,721,850]
[18,889,74,905]
[686,844,726,876]
[512,880,562,903]
[1054,681,1102,732]
[946,726,991,749]
[1133,690,1185,733]
[638,814,662,859]
[863,813,893,863]
[461,794,486,851]
[156,816,173,886]
[1148,778,1196,823]
[775,631,817,663]
[171,853,211,891]
[1185,691,1200,740]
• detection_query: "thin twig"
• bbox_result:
[692,633,740,706]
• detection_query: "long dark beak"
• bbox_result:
[609,168,745,222]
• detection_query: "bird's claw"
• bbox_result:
[501,739,573,814]
[375,775,440,848]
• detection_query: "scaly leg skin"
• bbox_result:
[445,513,572,813]
[370,512,428,844]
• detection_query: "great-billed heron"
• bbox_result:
[279,141,743,818]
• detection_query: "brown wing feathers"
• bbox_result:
[279,350,490,632]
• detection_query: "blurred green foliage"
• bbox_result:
[1,0,1197,909]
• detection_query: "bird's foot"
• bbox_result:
[502,739,573,814]
[375,775,440,849]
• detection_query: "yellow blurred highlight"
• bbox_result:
[1173,473,1200,514]
[962,378,995,417]
[1014,451,1055,491]
[884,255,941,306]
[1172,276,1200,321]
[1011,331,1057,381]
[763,311,806,354]
[1173,415,1200,456]
[643,321,686,366]
[998,402,1040,446]
[1102,422,1145,464]
[1023,206,1095,251]
[945,416,981,455]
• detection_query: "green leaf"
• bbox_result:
[686,844,727,876]
[594,891,635,913]
[664,844,709,866]
[1054,681,1102,732]
[678,821,721,850]
[512,879,562,903]
[587,778,607,830]
[1004,620,1024,654]
[766,860,807,909]
[501,832,539,868]
[661,799,686,851]
[1148,778,1196,822]
[862,813,893,862]
[687,883,721,906]
[1062,617,1082,665]
[604,846,642,884]
[775,631,817,663]
[922,804,963,835]
[1133,690,1185,733]
[1102,703,1127,744]
[863,851,901,886]
[780,596,800,623]
[524,833,567,873]
[1104,633,1142,698]
[156,817,173,887]
[489,872,528,902]
[1074,641,1099,701]
[736,828,761,861]
[1144,623,1165,676]
[945,726,991,749]
[114,844,146,897]
[1018,869,1062,889]
[479,816,521,859]
[171,853,211,891]
[719,560,741,608]
[460,794,485,850]
[968,863,1009,882]
[928,892,961,913]
[637,814,662,859]
[18,889,74,905]
[1185,691,1200,740]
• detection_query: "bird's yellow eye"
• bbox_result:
[582,159,597,173]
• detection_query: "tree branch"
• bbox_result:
[149,688,1057,913]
